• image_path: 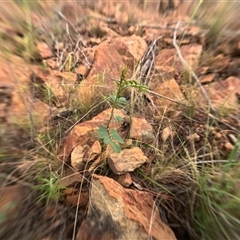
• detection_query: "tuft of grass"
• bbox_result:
[191,1,238,48]
[14,0,39,61]
[73,72,108,120]
[36,130,58,157]
[133,100,240,239]
[193,161,240,240]
[33,171,65,205]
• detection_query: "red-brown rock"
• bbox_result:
[59,108,126,161]
[116,172,133,187]
[130,117,154,143]
[77,175,176,240]
[107,147,148,175]
[37,42,54,59]
[204,76,240,110]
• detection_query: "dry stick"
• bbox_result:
[141,37,161,86]
[173,22,240,132]
[129,36,160,115]
[55,10,86,47]
[204,112,239,133]
[173,21,215,113]
[126,35,191,116]
[196,159,237,164]
[72,165,89,240]
[148,90,190,107]
[59,51,74,72]
[55,13,91,71]
[130,24,176,31]
[74,37,91,69]
[137,36,190,107]
[74,15,117,29]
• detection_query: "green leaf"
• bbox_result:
[110,141,121,153]
[97,126,111,144]
[97,126,108,139]
[122,80,149,92]
[117,97,127,104]
[114,116,123,122]
[110,129,124,144]
[115,97,127,108]
[116,80,121,88]
[107,94,117,105]
[139,85,149,92]
[103,135,111,145]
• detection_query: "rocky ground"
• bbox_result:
[0,1,240,240]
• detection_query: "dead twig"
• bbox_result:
[75,15,117,27]
[148,90,190,107]
[173,21,215,112]
[55,10,86,47]
[139,36,162,86]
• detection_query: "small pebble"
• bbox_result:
[224,142,234,151]
[215,132,222,139]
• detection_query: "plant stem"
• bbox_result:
[106,69,126,129]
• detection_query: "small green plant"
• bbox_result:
[97,68,148,153]
[97,125,125,153]
[34,172,65,205]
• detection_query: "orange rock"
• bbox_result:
[200,73,216,84]
[130,117,154,143]
[116,172,133,187]
[204,76,240,110]
[59,108,125,161]
[37,42,53,59]
[108,147,148,175]
[77,174,176,240]
[65,188,89,208]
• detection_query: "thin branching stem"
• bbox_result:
[106,69,126,129]
[173,20,215,113]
